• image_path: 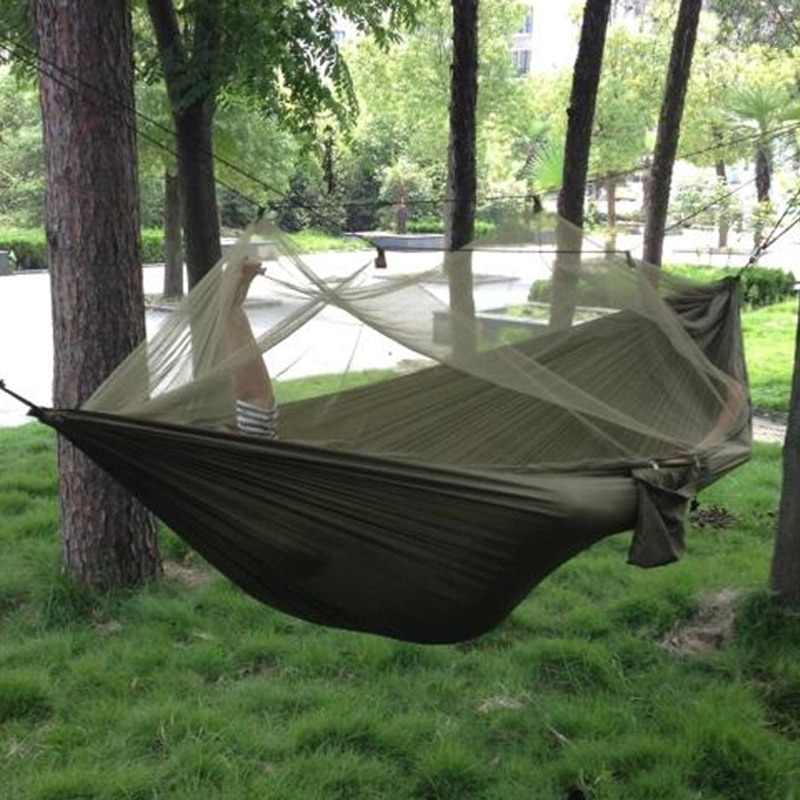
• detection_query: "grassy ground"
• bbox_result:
[1,421,799,799]
[287,229,371,254]
[743,300,798,413]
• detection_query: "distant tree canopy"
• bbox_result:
[712,0,800,48]
[142,0,423,285]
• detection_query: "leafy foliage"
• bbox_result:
[712,0,800,49]
[0,71,43,228]
[0,229,167,270]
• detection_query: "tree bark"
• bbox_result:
[605,176,619,253]
[642,0,702,267]
[146,0,221,288]
[551,0,612,331]
[771,298,800,604]
[755,146,771,203]
[557,0,612,230]
[175,101,221,288]
[715,158,729,249]
[36,0,161,588]
[163,169,183,298]
[444,0,479,360]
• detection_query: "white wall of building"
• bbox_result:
[512,1,579,75]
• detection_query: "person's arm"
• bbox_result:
[226,257,275,409]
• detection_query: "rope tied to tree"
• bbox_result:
[0,380,45,419]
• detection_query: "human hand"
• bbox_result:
[233,257,265,306]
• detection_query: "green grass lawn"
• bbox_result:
[744,300,798,413]
[1,422,799,800]
[287,228,371,254]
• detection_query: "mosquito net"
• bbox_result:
[42,211,752,642]
[84,211,750,474]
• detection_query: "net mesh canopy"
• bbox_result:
[85,212,750,475]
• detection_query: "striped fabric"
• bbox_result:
[236,400,279,439]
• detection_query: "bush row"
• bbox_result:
[665,263,797,308]
[528,263,797,310]
[0,229,166,271]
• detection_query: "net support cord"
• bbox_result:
[0,380,44,418]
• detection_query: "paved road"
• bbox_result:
[2,231,796,430]
[0,248,536,427]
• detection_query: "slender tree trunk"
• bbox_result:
[444,0,479,360]
[163,169,183,298]
[770,298,800,604]
[643,0,702,267]
[36,0,161,588]
[755,146,771,203]
[175,101,221,289]
[605,176,619,252]
[558,0,611,229]
[146,0,221,288]
[552,0,612,330]
[716,159,729,249]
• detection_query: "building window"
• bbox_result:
[519,9,533,35]
[511,48,531,75]
[333,29,347,44]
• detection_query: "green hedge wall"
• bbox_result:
[664,264,797,308]
[529,263,797,310]
[0,229,166,270]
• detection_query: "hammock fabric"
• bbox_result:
[33,216,751,643]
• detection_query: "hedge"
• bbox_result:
[0,229,166,271]
[528,263,797,310]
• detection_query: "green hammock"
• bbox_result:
[20,217,753,643]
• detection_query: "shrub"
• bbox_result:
[141,229,166,263]
[739,266,797,308]
[665,263,796,308]
[528,263,796,310]
[0,228,47,270]
[406,218,495,237]
[0,228,165,270]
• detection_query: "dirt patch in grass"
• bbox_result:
[163,560,213,589]
[661,589,741,656]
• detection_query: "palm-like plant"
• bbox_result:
[516,133,565,203]
[727,84,800,204]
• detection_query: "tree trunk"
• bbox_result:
[558,0,611,230]
[444,0,479,360]
[36,0,161,588]
[605,177,619,253]
[552,0,612,331]
[146,0,221,289]
[642,0,702,267]
[163,169,183,298]
[770,298,800,603]
[755,146,771,203]
[175,101,221,289]
[716,159,729,249]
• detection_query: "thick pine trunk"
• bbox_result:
[771,299,800,603]
[642,0,702,267]
[163,170,183,298]
[444,0,479,360]
[36,0,161,588]
[552,0,612,331]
